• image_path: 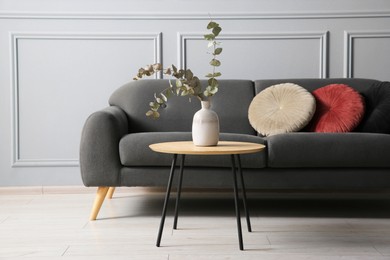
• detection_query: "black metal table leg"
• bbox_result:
[230,154,244,251]
[156,154,178,247]
[173,155,185,229]
[235,154,252,232]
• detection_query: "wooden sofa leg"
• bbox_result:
[90,186,109,221]
[106,187,116,199]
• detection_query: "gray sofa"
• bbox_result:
[80,78,390,220]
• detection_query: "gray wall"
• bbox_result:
[1,0,390,186]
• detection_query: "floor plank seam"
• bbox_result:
[266,234,271,245]
[61,245,70,256]
[373,245,385,256]
[0,217,8,224]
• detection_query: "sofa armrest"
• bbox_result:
[80,106,128,187]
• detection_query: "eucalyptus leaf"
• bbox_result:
[207,21,218,29]
[146,110,154,117]
[212,26,222,37]
[176,79,183,87]
[152,111,160,118]
[160,93,167,102]
[204,34,215,41]
[172,64,177,73]
[165,67,172,75]
[185,69,193,80]
[210,59,221,66]
[214,48,223,55]
[208,78,219,87]
[164,89,172,98]
[209,87,218,94]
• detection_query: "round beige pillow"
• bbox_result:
[248,83,316,136]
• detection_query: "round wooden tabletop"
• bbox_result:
[149,141,265,155]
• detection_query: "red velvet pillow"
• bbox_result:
[308,84,365,132]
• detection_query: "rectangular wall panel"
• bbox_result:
[11,33,161,167]
[179,32,328,80]
[344,31,390,81]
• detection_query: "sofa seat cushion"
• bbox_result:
[267,132,390,168]
[119,132,267,168]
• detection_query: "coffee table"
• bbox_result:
[149,141,265,250]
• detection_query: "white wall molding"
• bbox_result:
[178,32,329,78]
[1,11,390,20]
[344,30,390,78]
[10,32,162,167]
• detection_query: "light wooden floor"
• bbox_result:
[1,187,390,259]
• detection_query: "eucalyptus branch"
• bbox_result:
[204,21,222,97]
[133,20,222,119]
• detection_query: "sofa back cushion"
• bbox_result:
[356,81,390,133]
[109,79,256,134]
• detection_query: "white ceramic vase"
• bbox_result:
[192,100,220,146]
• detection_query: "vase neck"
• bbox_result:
[201,101,211,109]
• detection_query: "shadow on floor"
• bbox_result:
[110,191,390,219]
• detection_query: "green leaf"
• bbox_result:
[214,48,223,55]
[203,86,218,97]
[152,63,162,70]
[205,72,221,78]
[210,59,221,67]
[160,93,167,102]
[209,87,218,95]
[185,69,193,80]
[207,21,218,29]
[212,26,222,37]
[208,78,219,87]
[204,34,215,41]
[164,67,172,75]
[146,110,154,117]
[176,79,183,88]
[152,111,160,118]
[164,89,172,98]
[155,97,164,104]
[172,64,177,73]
